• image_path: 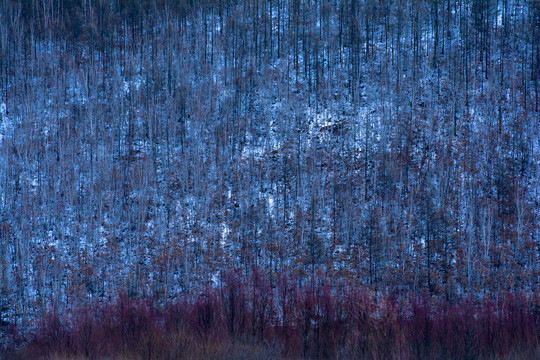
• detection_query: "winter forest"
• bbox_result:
[0,0,539,358]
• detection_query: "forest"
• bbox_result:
[0,0,539,358]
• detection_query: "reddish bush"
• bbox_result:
[221,269,249,338]
[5,270,540,360]
[250,266,274,340]
[192,285,224,339]
[342,285,374,358]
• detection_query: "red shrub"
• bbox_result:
[250,266,274,340]
[7,271,540,360]
[221,269,249,338]
[191,285,224,339]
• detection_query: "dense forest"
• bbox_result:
[0,0,539,357]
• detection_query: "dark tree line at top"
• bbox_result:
[0,0,538,333]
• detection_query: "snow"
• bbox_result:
[220,223,230,246]
[211,271,220,286]
[0,101,11,142]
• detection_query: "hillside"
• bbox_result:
[0,0,538,349]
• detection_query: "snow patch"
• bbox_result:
[220,223,230,246]
[211,271,220,286]
[268,196,275,218]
